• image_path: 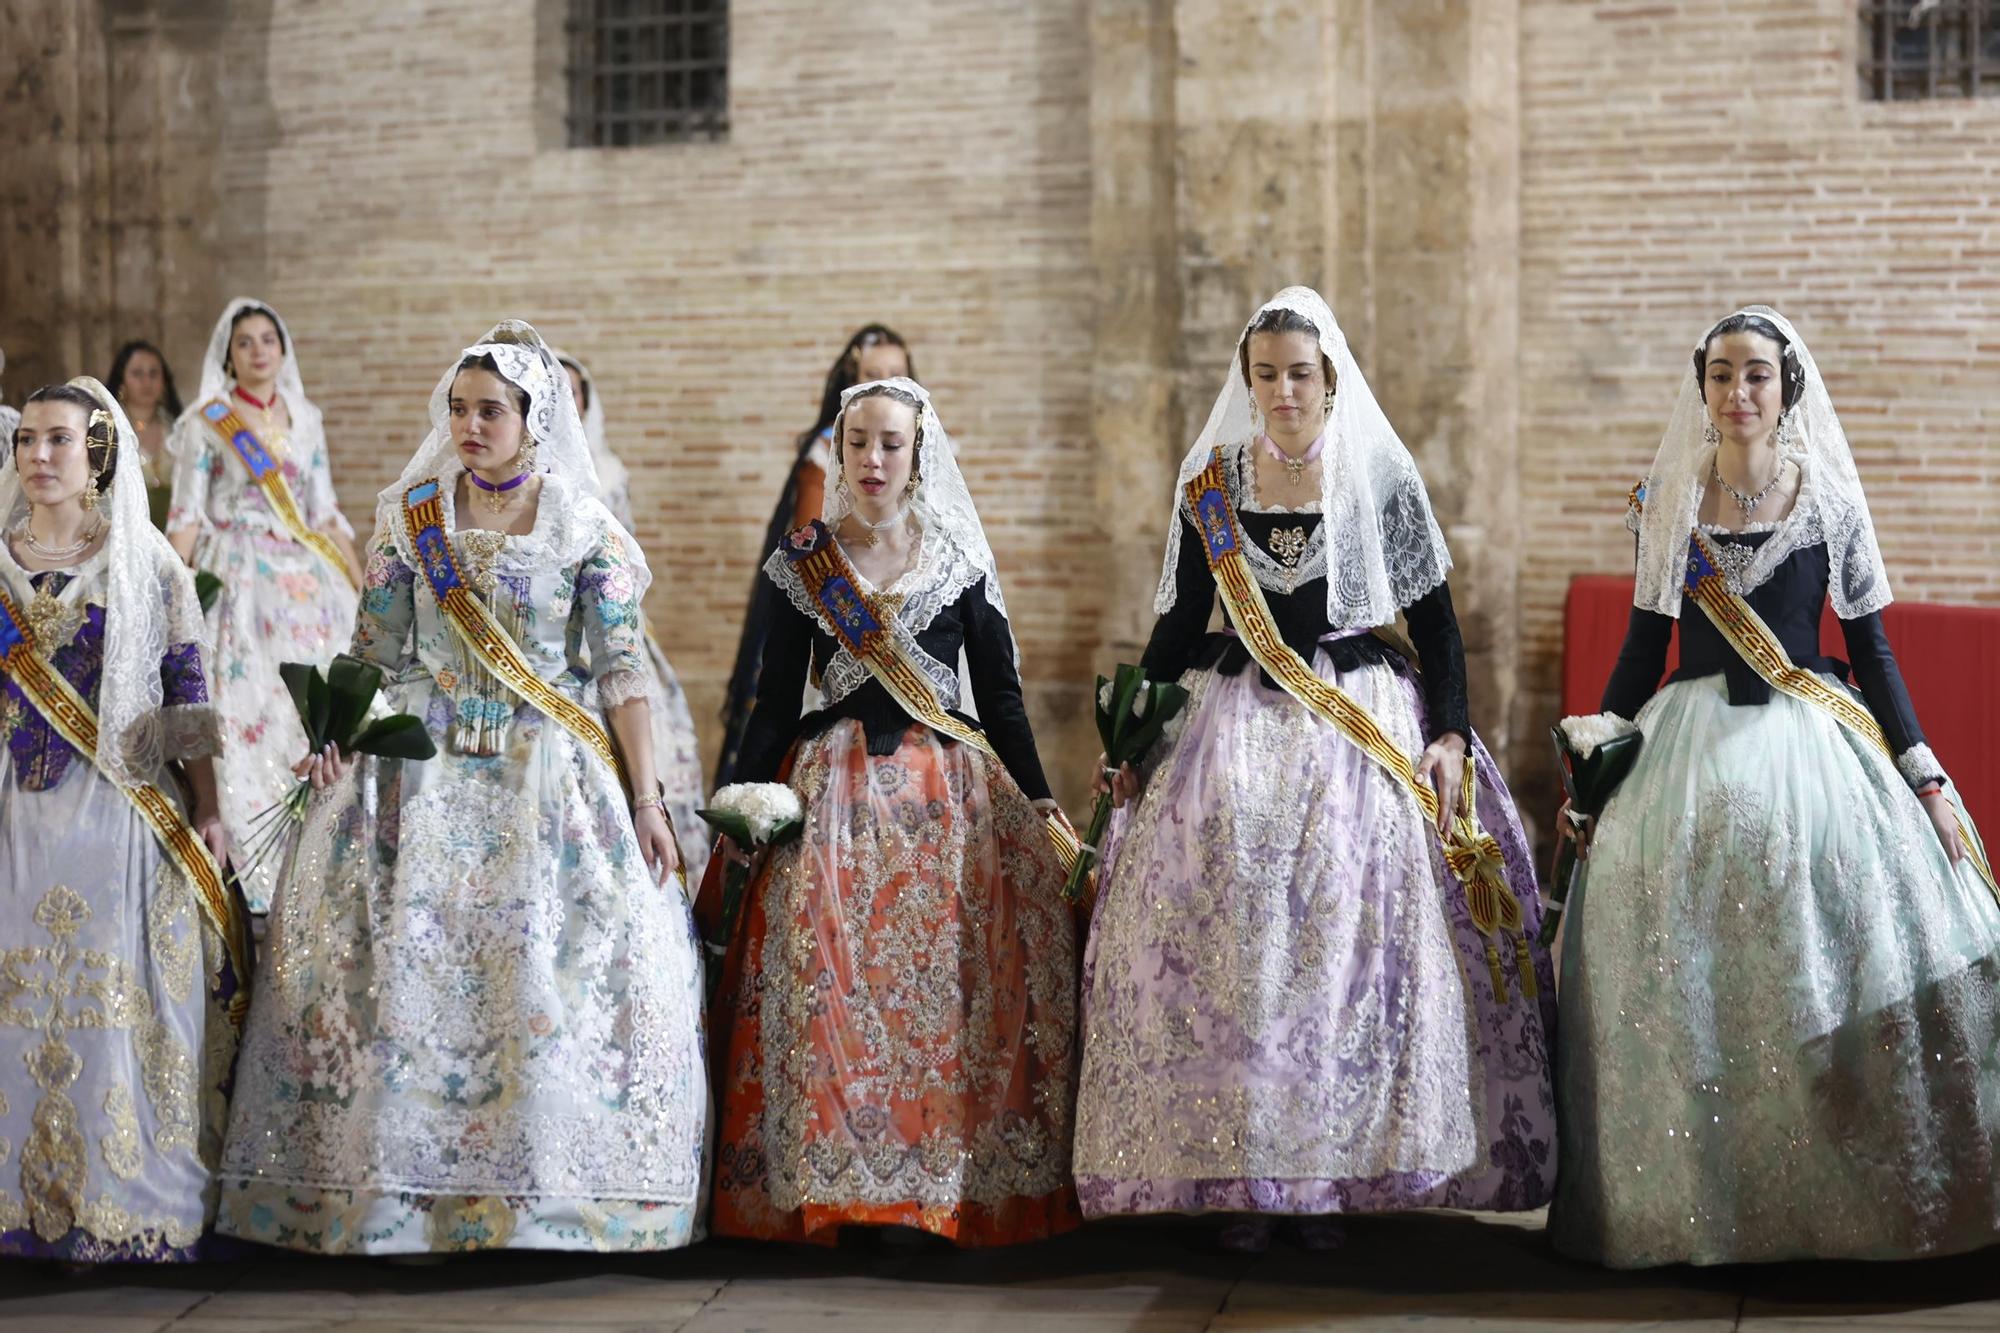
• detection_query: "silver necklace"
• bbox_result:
[850,503,909,549]
[1711,458,1786,521]
[14,517,103,561]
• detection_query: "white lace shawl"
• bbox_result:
[762,522,983,710]
[0,378,211,786]
[1634,305,1891,619]
[1162,286,1452,630]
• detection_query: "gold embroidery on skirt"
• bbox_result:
[101,1085,142,1181]
[16,886,91,1240]
[147,865,198,1005]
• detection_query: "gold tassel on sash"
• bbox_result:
[1183,451,1538,1003]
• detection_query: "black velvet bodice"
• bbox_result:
[732,570,1052,802]
[1142,507,1471,742]
[1602,530,1929,761]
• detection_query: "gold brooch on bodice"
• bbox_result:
[1268,526,1309,593]
[26,590,88,653]
[456,530,510,598]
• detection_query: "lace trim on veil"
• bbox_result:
[762,525,968,711]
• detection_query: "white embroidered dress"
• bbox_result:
[214,326,708,1254]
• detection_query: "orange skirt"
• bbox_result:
[706,721,1080,1247]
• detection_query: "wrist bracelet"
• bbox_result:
[632,779,666,814]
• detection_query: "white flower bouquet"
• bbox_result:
[697,782,806,993]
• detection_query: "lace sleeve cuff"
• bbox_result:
[161,703,222,761]
[594,667,657,711]
[1897,743,1947,793]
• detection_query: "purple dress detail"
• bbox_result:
[1073,497,1555,1220]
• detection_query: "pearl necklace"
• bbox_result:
[12,516,104,562]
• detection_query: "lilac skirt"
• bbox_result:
[1073,650,1556,1218]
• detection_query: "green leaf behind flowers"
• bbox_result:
[279,662,325,751]
[324,654,384,752]
[349,713,437,761]
[193,571,223,613]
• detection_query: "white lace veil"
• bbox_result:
[1634,305,1890,619]
[1161,285,1453,629]
[551,349,631,507]
[375,321,626,579]
[824,377,1009,626]
[190,296,308,416]
[0,377,205,787]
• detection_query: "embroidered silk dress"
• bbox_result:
[592,454,709,889]
[167,392,355,913]
[214,467,709,1254]
[1550,481,2000,1267]
[0,548,244,1262]
[709,519,1079,1247]
[1073,440,1557,1220]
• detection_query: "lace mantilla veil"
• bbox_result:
[1633,305,1890,619]
[819,376,1012,632]
[551,348,631,510]
[1160,285,1453,630]
[374,320,641,588]
[0,377,206,787]
[170,296,319,462]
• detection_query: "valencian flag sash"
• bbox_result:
[778,520,1085,875]
[1679,525,1998,902]
[198,397,361,592]
[401,478,686,889]
[0,583,251,1025]
[1183,451,1537,1001]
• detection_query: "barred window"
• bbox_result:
[567,0,728,146]
[1859,1,2000,100]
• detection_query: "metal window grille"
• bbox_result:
[1859,1,2000,100]
[567,0,728,146]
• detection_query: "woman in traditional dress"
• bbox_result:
[213,322,709,1256]
[1551,306,2000,1267]
[106,340,185,529]
[1075,287,1556,1253]
[165,298,360,914]
[715,325,913,788]
[0,378,249,1261]
[556,349,708,886]
[709,377,1079,1247]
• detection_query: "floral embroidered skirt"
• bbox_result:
[709,720,1080,1247]
[214,682,710,1254]
[0,760,243,1262]
[199,524,356,913]
[1073,652,1556,1219]
[1552,674,2000,1267]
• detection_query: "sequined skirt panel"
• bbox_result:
[1551,673,2000,1267]
[1073,653,1556,1219]
[198,525,357,913]
[710,720,1081,1247]
[0,755,238,1261]
[214,674,710,1254]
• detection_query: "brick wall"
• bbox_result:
[200,0,1100,798]
[1517,0,2000,774]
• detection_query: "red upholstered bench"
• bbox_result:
[1562,574,1999,844]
